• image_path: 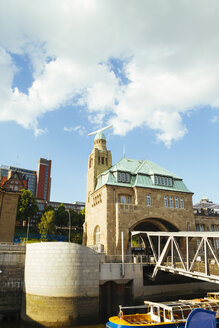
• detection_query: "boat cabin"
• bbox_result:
[144,300,219,323]
[207,292,219,301]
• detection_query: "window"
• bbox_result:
[101,157,104,164]
[196,224,205,231]
[94,226,100,245]
[175,197,179,208]
[180,197,184,209]
[187,222,190,231]
[211,224,218,232]
[146,194,151,206]
[169,196,173,208]
[154,175,173,187]
[118,194,131,204]
[121,196,126,203]
[164,196,168,207]
[117,172,130,183]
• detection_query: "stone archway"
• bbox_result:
[129,217,179,255]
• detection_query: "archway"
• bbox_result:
[129,217,179,256]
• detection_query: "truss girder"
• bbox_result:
[132,231,219,284]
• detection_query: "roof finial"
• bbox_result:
[123,144,126,158]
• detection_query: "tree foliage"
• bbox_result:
[38,210,56,236]
[54,204,69,227]
[16,189,38,223]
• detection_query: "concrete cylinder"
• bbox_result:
[21,242,100,327]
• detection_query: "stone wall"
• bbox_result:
[22,242,100,327]
[194,214,219,231]
[0,190,21,242]
[100,262,219,302]
[86,184,195,255]
[0,244,25,315]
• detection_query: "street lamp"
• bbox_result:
[26,204,32,244]
[68,209,71,243]
[26,216,30,244]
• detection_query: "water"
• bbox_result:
[1,322,105,328]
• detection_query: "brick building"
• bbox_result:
[0,171,28,192]
[0,158,52,201]
[36,158,52,201]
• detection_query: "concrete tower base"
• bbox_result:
[21,242,100,327]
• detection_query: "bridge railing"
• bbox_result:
[101,254,152,264]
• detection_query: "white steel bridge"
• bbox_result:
[132,231,219,284]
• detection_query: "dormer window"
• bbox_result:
[117,171,130,183]
[154,175,173,187]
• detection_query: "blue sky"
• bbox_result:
[1,0,219,204]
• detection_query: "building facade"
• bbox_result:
[0,158,52,201]
[84,133,195,255]
[0,165,36,196]
[36,158,52,201]
[0,189,21,242]
[0,171,28,192]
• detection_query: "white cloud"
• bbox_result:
[64,125,86,136]
[1,0,219,144]
[211,116,219,123]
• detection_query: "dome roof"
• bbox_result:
[94,132,106,141]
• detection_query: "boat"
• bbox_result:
[106,297,219,328]
[207,292,219,301]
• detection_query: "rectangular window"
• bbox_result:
[187,222,190,231]
[117,172,130,183]
[146,194,151,206]
[197,224,205,231]
[125,173,130,183]
[101,157,104,164]
[180,197,184,209]
[175,197,179,208]
[169,196,173,208]
[154,176,158,184]
[211,224,218,231]
[164,196,168,208]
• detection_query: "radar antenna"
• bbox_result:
[88,124,113,136]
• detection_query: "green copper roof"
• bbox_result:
[95,157,192,193]
[94,132,106,141]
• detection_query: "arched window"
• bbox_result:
[94,226,100,245]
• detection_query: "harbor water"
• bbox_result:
[1,322,105,328]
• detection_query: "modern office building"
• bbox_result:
[36,158,52,201]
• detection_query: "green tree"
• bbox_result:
[16,189,38,223]
[69,209,85,228]
[54,204,68,227]
[43,204,54,214]
[38,210,56,236]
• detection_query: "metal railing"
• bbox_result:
[101,254,152,264]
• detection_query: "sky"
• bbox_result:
[1,0,219,204]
